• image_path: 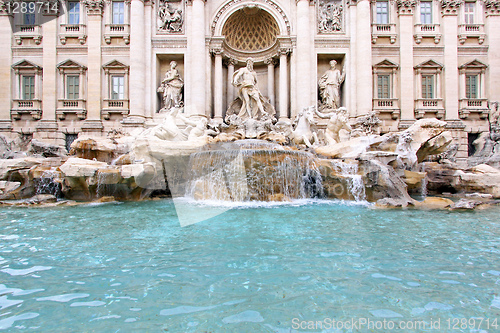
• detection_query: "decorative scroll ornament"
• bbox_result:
[83,0,104,15]
[484,0,500,15]
[158,0,183,33]
[440,0,463,14]
[396,0,416,14]
[318,0,343,33]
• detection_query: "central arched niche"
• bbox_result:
[222,6,280,54]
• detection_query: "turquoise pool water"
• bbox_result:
[0,200,499,332]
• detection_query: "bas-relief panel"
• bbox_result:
[157,0,184,34]
[317,0,344,34]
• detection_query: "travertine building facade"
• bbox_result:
[1,0,499,157]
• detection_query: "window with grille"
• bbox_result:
[465,74,478,99]
[377,75,390,98]
[464,2,474,24]
[113,2,124,24]
[22,76,35,100]
[66,75,79,100]
[111,76,124,100]
[422,75,434,99]
[420,2,432,24]
[376,2,389,24]
[68,1,80,24]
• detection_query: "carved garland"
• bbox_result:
[211,0,291,36]
[440,0,464,14]
[484,0,500,15]
[396,0,416,14]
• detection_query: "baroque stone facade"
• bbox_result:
[0,0,499,162]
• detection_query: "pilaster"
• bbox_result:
[0,5,12,131]
[485,0,500,103]
[355,0,372,116]
[187,0,206,116]
[82,0,104,132]
[397,0,416,121]
[296,0,312,113]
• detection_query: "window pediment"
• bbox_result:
[414,59,444,69]
[57,59,87,70]
[459,59,487,70]
[103,60,129,69]
[373,59,399,69]
[12,60,42,70]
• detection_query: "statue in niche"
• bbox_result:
[318,60,345,110]
[318,0,343,33]
[157,61,183,111]
[226,58,276,122]
[315,106,352,145]
[158,1,183,33]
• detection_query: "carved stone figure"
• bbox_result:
[158,2,183,33]
[318,0,343,33]
[157,61,183,110]
[289,106,319,148]
[315,107,352,145]
[318,60,345,110]
[231,58,267,120]
[143,107,191,141]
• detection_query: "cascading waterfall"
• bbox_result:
[185,140,323,201]
[35,170,61,197]
[419,164,428,198]
[329,160,366,201]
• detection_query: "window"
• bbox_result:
[376,1,389,24]
[420,1,432,24]
[465,74,478,99]
[377,75,390,98]
[422,75,434,99]
[66,75,79,99]
[68,2,80,25]
[464,2,474,24]
[24,8,35,25]
[22,75,35,100]
[111,76,124,99]
[112,2,124,24]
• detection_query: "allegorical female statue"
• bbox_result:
[158,61,184,110]
[318,59,345,110]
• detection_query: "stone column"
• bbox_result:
[356,0,373,116]
[188,0,206,116]
[279,49,289,120]
[213,49,223,121]
[349,1,357,117]
[265,58,275,107]
[82,0,104,133]
[124,0,146,126]
[36,7,60,142]
[441,0,461,120]
[397,0,416,121]
[296,0,312,112]
[144,0,153,119]
[0,9,12,132]
[226,58,236,108]
[485,1,500,103]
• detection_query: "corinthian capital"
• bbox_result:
[396,0,416,15]
[83,0,104,15]
[440,0,464,15]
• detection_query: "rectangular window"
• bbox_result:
[464,2,474,24]
[68,2,80,25]
[24,9,35,25]
[22,75,35,100]
[377,75,390,98]
[422,75,434,99]
[112,2,124,24]
[420,1,432,24]
[466,74,478,99]
[66,75,79,100]
[111,76,124,100]
[376,1,389,24]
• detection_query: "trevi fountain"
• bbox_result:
[0,59,499,331]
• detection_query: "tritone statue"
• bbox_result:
[318,60,345,110]
[158,61,184,110]
[315,106,351,145]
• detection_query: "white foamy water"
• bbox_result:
[1,266,52,276]
[37,293,89,303]
[0,313,39,330]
